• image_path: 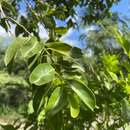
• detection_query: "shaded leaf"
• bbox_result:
[121,99,130,122]
[33,85,50,112]
[42,16,56,29]
[1,1,16,15]
[0,124,16,130]
[0,18,9,31]
[47,42,72,56]
[70,47,83,58]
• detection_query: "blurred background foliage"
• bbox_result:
[0,40,30,124]
[1,0,130,130]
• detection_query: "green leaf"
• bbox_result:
[72,64,85,72]
[102,54,119,72]
[113,28,130,57]
[33,86,46,112]
[68,80,96,111]
[29,63,55,86]
[55,27,67,35]
[1,1,16,15]
[70,47,83,58]
[0,18,9,31]
[28,100,34,114]
[0,124,16,130]
[47,42,72,56]
[20,37,42,58]
[125,124,130,130]
[125,85,130,95]
[4,38,25,66]
[121,99,130,122]
[42,16,56,29]
[123,61,130,72]
[68,94,80,118]
[108,71,118,82]
[46,87,65,117]
[37,109,45,125]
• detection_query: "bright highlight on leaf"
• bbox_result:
[46,87,65,117]
[29,63,55,86]
[68,94,80,118]
[69,80,96,111]
[4,38,25,66]
[20,37,42,58]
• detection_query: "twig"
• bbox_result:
[7,17,32,36]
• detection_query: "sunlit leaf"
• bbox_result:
[29,63,55,86]
[20,37,42,58]
[4,38,25,66]
[102,54,119,72]
[46,87,65,117]
[33,86,47,112]
[125,124,130,130]
[68,80,96,111]
[28,100,34,114]
[37,109,45,125]
[108,71,118,82]
[113,28,130,57]
[68,94,80,118]
[125,85,130,95]
[55,27,67,35]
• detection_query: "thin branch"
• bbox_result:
[7,17,32,36]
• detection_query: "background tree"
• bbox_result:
[1,0,130,130]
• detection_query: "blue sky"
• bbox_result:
[0,0,130,47]
[62,0,130,48]
[112,0,130,16]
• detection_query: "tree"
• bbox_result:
[2,0,130,130]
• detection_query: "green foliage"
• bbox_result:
[20,37,42,59]
[113,28,130,57]
[3,35,97,129]
[68,80,96,111]
[68,93,80,118]
[46,87,65,118]
[47,42,72,56]
[102,54,119,72]
[0,124,16,130]
[4,38,24,66]
[29,63,55,86]
[2,0,130,130]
